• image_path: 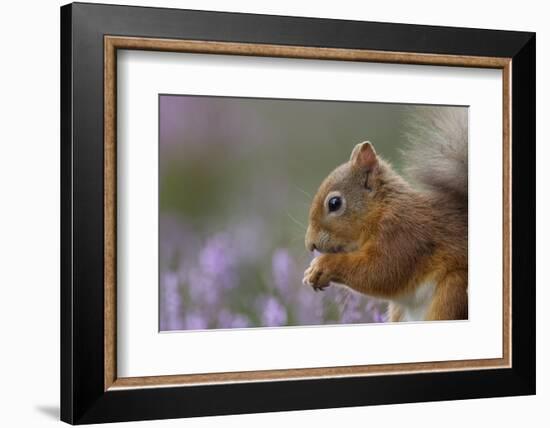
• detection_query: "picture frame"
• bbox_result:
[60,2,535,424]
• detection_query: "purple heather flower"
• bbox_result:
[271,248,294,294]
[185,311,209,330]
[230,315,251,328]
[259,296,287,327]
[294,283,325,324]
[217,309,251,329]
[373,307,388,323]
[160,272,182,331]
[187,267,220,306]
[199,233,234,278]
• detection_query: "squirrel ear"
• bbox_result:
[350,141,378,171]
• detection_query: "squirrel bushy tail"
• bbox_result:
[403,107,468,213]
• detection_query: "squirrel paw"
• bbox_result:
[303,256,332,292]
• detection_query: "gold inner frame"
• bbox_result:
[104,35,512,391]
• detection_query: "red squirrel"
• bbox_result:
[303,108,468,322]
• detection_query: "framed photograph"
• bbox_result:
[60,2,535,424]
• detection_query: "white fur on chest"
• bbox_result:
[392,281,436,322]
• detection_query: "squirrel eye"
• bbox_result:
[328,196,342,212]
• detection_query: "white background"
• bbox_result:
[118,51,503,377]
[0,0,546,427]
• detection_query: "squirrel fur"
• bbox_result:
[303,108,468,322]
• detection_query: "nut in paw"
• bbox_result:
[302,256,332,291]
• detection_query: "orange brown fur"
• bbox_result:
[303,109,468,321]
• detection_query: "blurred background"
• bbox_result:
[159,95,439,331]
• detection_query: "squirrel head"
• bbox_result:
[305,141,387,254]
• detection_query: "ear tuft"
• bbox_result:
[350,141,378,171]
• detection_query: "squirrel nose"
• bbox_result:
[308,243,317,252]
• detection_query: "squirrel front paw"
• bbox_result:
[303,255,334,292]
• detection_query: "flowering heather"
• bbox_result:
[159,215,388,331]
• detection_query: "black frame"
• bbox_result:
[61,2,536,424]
